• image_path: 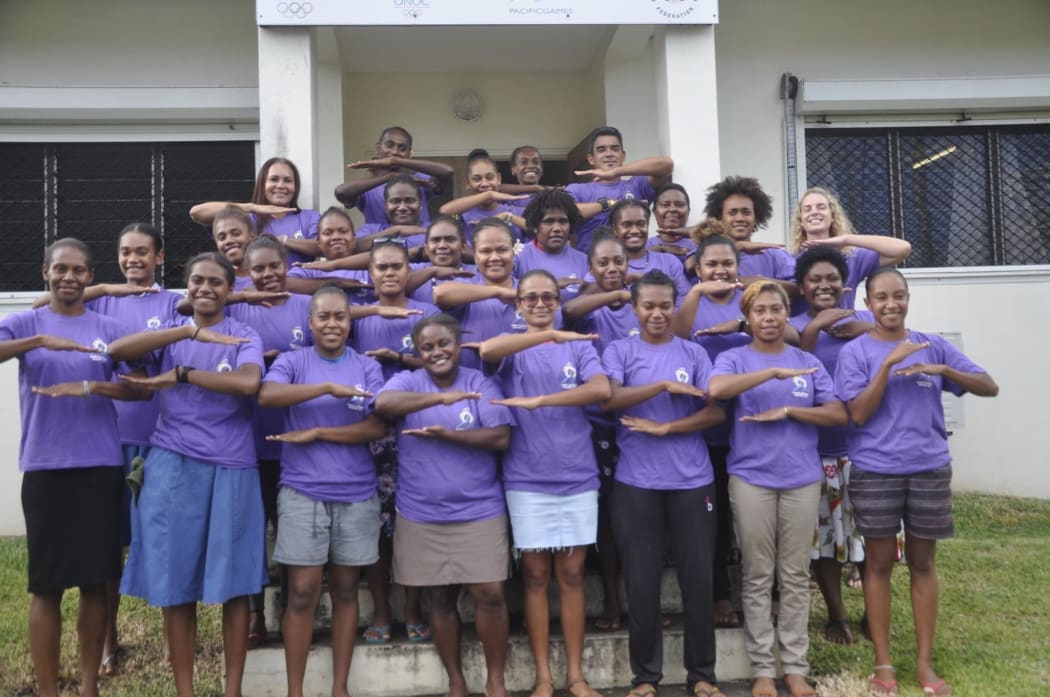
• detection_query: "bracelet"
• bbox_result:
[176,366,195,384]
[598,197,610,212]
[737,318,747,333]
[82,380,91,398]
[191,326,201,341]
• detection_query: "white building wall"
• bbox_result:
[340,70,604,163]
[714,0,1050,240]
[0,0,258,88]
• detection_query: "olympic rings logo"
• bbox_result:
[276,2,313,19]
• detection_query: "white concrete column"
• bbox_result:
[315,27,344,209]
[653,25,721,209]
[258,26,318,208]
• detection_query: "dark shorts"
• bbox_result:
[850,463,954,540]
[22,466,124,594]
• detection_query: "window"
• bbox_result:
[0,141,255,291]
[805,124,1050,267]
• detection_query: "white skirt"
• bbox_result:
[505,489,598,551]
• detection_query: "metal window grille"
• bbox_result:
[0,141,255,291]
[805,124,1050,267]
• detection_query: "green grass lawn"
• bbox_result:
[0,493,1047,696]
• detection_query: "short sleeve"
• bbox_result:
[263,351,296,384]
[575,342,603,383]
[631,176,656,203]
[811,357,836,404]
[0,311,32,341]
[929,334,987,396]
[379,369,413,394]
[834,342,869,403]
[234,327,265,370]
[711,348,742,378]
[601,340,626,384]
[691,344,714,390]
[301,209,320,238]
[475,374,515,428]
[772,249,797,281]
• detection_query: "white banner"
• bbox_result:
[257,0,718,26]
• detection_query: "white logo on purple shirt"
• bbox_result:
[624,192,636,200]
[512,311,527,331]
[146,316,161,330]
[291,326,305,348]
[675,367,689,384]
[217,358,233,373]
[914,373,934,388]
[401,334,414,351]
[293,230,304,239]
[791,375,809,398]
[347,384,366,411]
[456,407,474,430]
[560,362,578,390]
[90,338,109,362]
[628,328,640,337]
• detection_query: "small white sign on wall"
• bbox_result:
[937,331,964,430]
[257,0,719,26]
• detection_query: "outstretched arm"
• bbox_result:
[478,329,598,363]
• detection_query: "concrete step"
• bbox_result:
[263,567,695,634]
[243,616,754,697]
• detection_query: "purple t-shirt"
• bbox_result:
[844,248,880,309]
[356,172,434,226]
[349,299,439,380]
[686,291,750,446]
[647,236,697,257]
[252,209,321,266]
[287,265,375,305]
[409,263,478,305]
[835,331,985,476]
[0,308,128,472]
[565,176,655,253]
[602,335,715,490]
[88,289,182,446]
[495,340,602,495]
[148,316,265,468]
[380,367,514,523]
[263,347,384,503]
[514,242,588,301]
[460,203,523,244]
[789,310,874,456]
[712,345,835,489]
[356,222,425,249]
[447,280,523,369]
[233,275,255,292]
[573,301,640,355]
[623,251,692,305]
[738,247,796,282]
[228,295,313,460]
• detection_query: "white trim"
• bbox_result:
[799,75,1050,114]
[902,265,1050,285]
[0,86,259,121]
[0,123,259,142]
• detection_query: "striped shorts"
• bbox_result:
[849,463,954,540]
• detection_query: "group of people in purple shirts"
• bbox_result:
[3,124,998,697]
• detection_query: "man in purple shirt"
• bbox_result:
[335,126,454,225]
[565,126,673,253]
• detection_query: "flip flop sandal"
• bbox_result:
[363,623,392,644]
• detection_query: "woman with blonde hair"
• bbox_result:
[788,188,911,308]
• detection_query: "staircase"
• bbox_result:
[243,568,754,697]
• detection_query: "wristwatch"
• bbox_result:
[598,197,610,212]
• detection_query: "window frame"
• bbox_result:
[794,113,1050,273]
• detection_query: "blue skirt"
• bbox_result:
[120,447,268,606]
